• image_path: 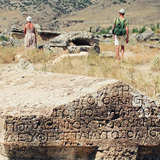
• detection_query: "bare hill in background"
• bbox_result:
[0,0,95,31]
[0,0,159,31]
[59,0,160,31]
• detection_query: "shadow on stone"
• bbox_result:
[71,38,91,46]
[137,145,160,160]
[6,146,98,160]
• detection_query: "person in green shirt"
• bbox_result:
[113,9,129,62]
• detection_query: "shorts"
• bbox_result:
[115,35,126,46]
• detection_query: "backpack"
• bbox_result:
[113,18,127,36]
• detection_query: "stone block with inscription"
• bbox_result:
[0,68,160,160]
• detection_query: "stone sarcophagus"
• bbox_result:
[0,68,160,160]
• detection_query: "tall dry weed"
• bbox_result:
[22,49,57,63]
[0,46,18,63]
[126,44,159,65]
[128,44,145,54]
[151,56,160,71]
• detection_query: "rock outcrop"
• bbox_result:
[10,26,24,39]
[37,29,61,41]
[10,25,60,41]
[0,68,160,159]
[47,31,99,53]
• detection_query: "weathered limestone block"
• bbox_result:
[48,31,99,50]
[136,29,155,42]
[10,25,59,41]
[10,26,24,39]
[68,45,100,54]
[49,32,70,49]
[37,30,61,41]
[0,68,160,160]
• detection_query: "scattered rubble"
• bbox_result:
[136,29,155,42]
[46,31,99,53]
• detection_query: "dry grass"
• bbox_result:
[40,42,160,100]
[21,49,57,63]
[155,29,160,34]
[0,46,59,64]
[46,54,160,99]
[0,41,160,101]
[126,52,158,65]
[99,42,115,52]
[126,43,160,65]
[0,46,19,63]
[128,44,146,54]
[151,56,160,71]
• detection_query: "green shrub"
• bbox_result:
[107,26,112,33]
[139,26,146,34]
[119,0,127,3]
[150,23,160,32]
[132,28,139,33]
[150,24,156,31]
[98,29,108,35]
[132,26,146,34]
[98,26,112,35]
[113,1,117,4]
[0,36,9,41]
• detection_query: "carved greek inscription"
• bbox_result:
[18,133,33,142]
[102,95,132,106]
[5,116,160,143]
[87,96,95,105]
[111,85,130,96]
[4,84,160,147]
[6,123,14,133]
[5,117,160,142]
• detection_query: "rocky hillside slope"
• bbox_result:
[0,0,94,23]
[59,0,160,31]
[0,0,159,31]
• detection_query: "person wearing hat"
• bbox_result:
[113,9,129,62]
[24,16,37,48]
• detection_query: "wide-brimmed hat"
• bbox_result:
[26,16,32,22]
[119,9,125,14]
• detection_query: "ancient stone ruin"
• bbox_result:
[10,25,61,41]
[37,30,61,41]
[9,27,100,53]
[48,31,100,53]
[0,68,160,160]
[10,26,24,39]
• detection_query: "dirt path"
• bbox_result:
[0,64,16,69]
[135,63,151,73]
[135,63,160,76]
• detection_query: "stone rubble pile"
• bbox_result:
[46,31,100,53]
